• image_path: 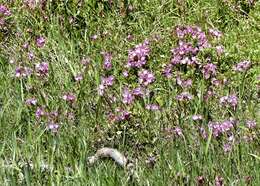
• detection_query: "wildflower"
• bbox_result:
[35,62,49,76]
[102,52,112,70]
[114,108,131,122]
[211,78,221,86]
[28,51,34,60]
[219,94,238,108]
[127,34,134,41]
[62,93,76,103]
[74,74,83,82]
[15,67,32,77]
[36,107,45,119]
[22,42,29,49]
[174,127,182,136]
[215,176,224,186]
[216,45,224,56]
[25,98,37,106]
[208,119,236,138]
[122,87,134,105]
[48,122,59,133]
[223,143,232,153]
[209,28,222,39]
[176,92,193,101]
[200,127,208,139]
[192,114,203,121]
[233,60,251,72]
[81,57,90,66]
[196,176,205,186]
[127,40,150,68]
[162,64,172,78]
[202,63,217,79]
[132,86,145,97]
[101,75,114,86]
[122,70,129,77]
[246,120,256,129]
[98,75,115,96]
[36,36,45,48]
[0,4,11,16]
[90,34,98,40]
[138,69,155,86]
[176,76,192,88]
[145,104,160,111]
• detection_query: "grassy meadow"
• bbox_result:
[0,0,259,185]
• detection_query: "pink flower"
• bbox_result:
[138,69,155,86]
[74,74,83,82]
[0,5,11,16]
[246,120,256,129]
[36,107,45,119]
[216,45,224,56]
[36,36,45,48]
[122,87,134,105]
[202,63,217,79]
[219,94,238,108]
[192,115,203,121]
[145,104,160,111]
[25,98,37,106]
[223,143,232,153]
[233,60,251,72]
[15,67,32,78]
[62,93,76,103]
[35,62,49,76]
[101,52,112,70]
[176,92,193,101]
[48,122,59,133]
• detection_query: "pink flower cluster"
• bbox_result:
[219,94,238,108]
[208,119,236,138]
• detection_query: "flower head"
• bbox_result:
[246,120,256,129]
[62,93,76,103]
[36,36,46,48]
[233,60,251,72]
[176,92,193,101]
[219,94,238,108]
[25,98,37,106]
[138,69,155,86]
[202,63,217,79]
[35,62,49,76]
[127,40,150,68]
[122,87,134,105]
[102,52,112,70]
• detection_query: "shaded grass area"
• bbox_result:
[0,0,260,185]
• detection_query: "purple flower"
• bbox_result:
[215,176,224,186]
[145,104,160,111]
[233,60,251,72]
[25,98,37,106]
[98,75,115,95]
[122,70,129,77]
[35,62,49,76]
[74,74,83,82]
[102,52,112,70]
[138,69,155,86]
[176,76,192,88]
[122,87,134,105]
[90,34,98,40]
[216,45,224,56]
[127,34,134,41]
[246,120,256,129]
[223,143,232,153]
[162,64,172,78]
[209,28,222,39]
[36,36,45,48]
[200,127,208,139]
[0,5,11,16]
[127,40,150,68]
[101,75,114,86]
[192,114,203,121]
[202,63,217,79]
[15,67,32,78]
[48,122,59,133]
[81,57,90,66]
[219,94,238,108]
[132,86,146,97]
[208,119,236,138]
[28,51,34,60]
[113,108,131,122]
[36,107,45,119]
[176,92,193,101]
[62,93,76,103]
[174,127,182,136]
